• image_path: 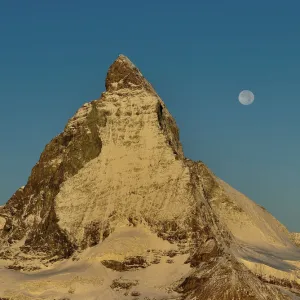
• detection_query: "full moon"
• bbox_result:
[238,90,254,105]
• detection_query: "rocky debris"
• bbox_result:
[6,264,23,271]
[110,278,139,290]
[151,258,161,264]
[154,219,188,243]
[0,249,13,260]
[165,249,178,257]
[101,256,149,271]
[131,290,141,297]
[6,263,41,272]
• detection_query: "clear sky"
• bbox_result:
[0,1,299,231]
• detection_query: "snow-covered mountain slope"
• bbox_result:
[0,223,294,300]
[196,162,300,291]
[0,55,299,299]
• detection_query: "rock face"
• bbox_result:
[0,55,299,299]
[291,233,300,247]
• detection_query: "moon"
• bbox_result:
[238,90,254,105]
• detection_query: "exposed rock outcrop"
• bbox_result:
[291,233,300,247]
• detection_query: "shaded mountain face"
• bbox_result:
[0,55,299,299]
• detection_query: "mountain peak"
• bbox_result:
[0,55,299,299]
[105,54,155,93]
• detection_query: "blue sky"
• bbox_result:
[0,1,299,231]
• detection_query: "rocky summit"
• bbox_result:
[0,55,300,299]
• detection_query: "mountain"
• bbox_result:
[0,55,299,300]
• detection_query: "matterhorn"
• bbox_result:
[0,55,299,299]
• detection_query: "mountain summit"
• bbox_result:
[0,55,299,299]
[105,54,155,93]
